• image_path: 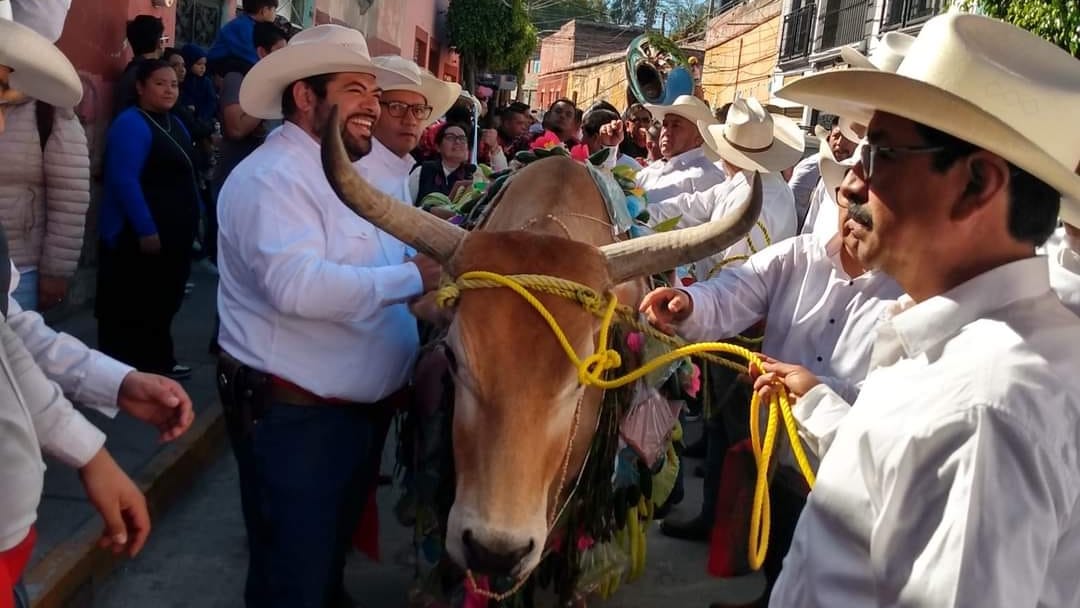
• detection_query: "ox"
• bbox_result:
[320,107,761,581]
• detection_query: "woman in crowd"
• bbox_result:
[96,59,200,380]
[409,122,475,205]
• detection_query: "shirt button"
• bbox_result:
[848,280,854,286]
[816,356,823,362]
[829,319,836,324]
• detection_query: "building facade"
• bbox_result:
[702,0,783,108]
[537,20,644,109]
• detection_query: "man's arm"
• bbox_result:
[676,242,783,342]
[646,181,730,227]
[230,172,424,322]
[220,72,262,140]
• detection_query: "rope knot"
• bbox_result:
[578,348,622,384]
[435,282,461,309]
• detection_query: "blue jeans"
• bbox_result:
[11,269,37,311]
[225,400,379,608]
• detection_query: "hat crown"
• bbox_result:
[373,55,424,87]
[898,13,1080,169]
[290,24,373,60]
[868,32,914,72]
[723,97,775,150]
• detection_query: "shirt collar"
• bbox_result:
[277,121,320,160]
[368,137,417,177]
[665,146,706,168]
[886,256,1051,358]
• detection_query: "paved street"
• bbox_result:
[94,434,764,607]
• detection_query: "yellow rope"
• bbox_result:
[437,270,816,571]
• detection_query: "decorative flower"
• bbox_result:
[680,276,696,287]
[570,143,590,162]
[626,332,644,354]
[681,362,702,398]
[530,130,563,151]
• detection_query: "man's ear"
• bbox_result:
[952,153,1009,221]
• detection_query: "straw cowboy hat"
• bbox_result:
[698,96,804,173]
[372,55,461,128]
[0,16,81,107]
[644,94,716,128]
[240,24,421,120]
[777,13,1080,225]
[818,135,859,206]
[840,32,915,72]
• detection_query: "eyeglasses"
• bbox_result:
[442,134,467,144]
[380,101,433,121]
[859,142,947,183]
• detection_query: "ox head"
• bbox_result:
[321,106,761,578]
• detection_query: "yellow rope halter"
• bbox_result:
[437,270,816,572]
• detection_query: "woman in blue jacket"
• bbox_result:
[96,59,199,380]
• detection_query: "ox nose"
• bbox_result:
[462,530,535,576]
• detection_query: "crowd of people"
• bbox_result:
[1,1,1080,608]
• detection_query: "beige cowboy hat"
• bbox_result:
[818,135,859,206]
[644,94,716,129]
[698,96,804,173]
[372,55,461,128]
[0,16,81,107]
[240,24,421,120]
[840,32,915,72]
[778,13,1080,225]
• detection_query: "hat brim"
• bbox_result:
[839,46,876,70]
[239,44,421,119]
[837,116,864,144]
[386,76,462,128]
[699,113,805,173]
[814,124,829,139]
[644,102,716,129]
[818,135,858,206]
[777,68,1080,226]
[0,19,81,107]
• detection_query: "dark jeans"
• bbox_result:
[701,363,752,520]
[222,389,379,608]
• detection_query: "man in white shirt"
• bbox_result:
[793,121,857,232]
[736,14,1080,606]
[356,55,460,202]
[216,26,437,607]
[636,95,726,204]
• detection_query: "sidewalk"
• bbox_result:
[23,265,227,608]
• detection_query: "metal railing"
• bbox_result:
[881,0,939,31]
[817,0,873,50]
[780,3,817,62]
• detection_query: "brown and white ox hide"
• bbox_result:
[319,107,762,580]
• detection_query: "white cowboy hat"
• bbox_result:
[644,94,716,129]
[837,116,864,144]
[240,24,421,120]
[814,124,829,139]
[839,32,915,72]
[818,135,859,206]
[698,97,805,173]
[372,55,461,128]
[777,13,1080,225]
[0,16,81,107]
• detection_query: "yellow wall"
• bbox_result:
[701,14,781,108]
[564,59,629,112]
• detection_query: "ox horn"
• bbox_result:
[320,105,466,263]
[600,172,764,284]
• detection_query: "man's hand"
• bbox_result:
[139,234,162,255]
[79,448,151,557]
[597,119,625,148]
[639,287,693,335]
[37,275,69,310]
[410,291,453,326]
[749,356,822,402]
[118,371,194,442]
[409,254,443,292]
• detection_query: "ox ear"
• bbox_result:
[600,171,764,284]
[320,105,466,264]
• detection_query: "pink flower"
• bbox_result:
[463,574,490,608]
[626,332,644,354]
[530,130,562,151]
[682,363,702,398]
[681,276,696,287]
[576,532,595,552]
[570,143,590,162]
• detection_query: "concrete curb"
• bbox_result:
[27,403,227,608]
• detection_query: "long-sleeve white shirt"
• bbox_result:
[635,147,726,206]
[679,233,901,402]
[647,171,798,279]
[799,179,836,241]
[788,153,820,230]
[0,319,105,550]
[7,265,132,417]
[216,121,423,402]
[771,257,1080,607]
[355,137,415,204]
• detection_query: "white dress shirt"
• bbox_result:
[7,265,132,417]
[800,180,836,241]
[355,137,415,203]
[647,171,798,279]
[787,153,820,230]
[771,257,1080,607]
[680,232,901,402]
[635,147,726,206]
[217,122,423,403]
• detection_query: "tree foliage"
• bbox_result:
[528,0,610,31]
[663,0,709,41]
[448,0,539,89]
[950,0,1080,57]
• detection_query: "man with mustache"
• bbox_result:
[214,26,440,607]
[740,14,1080,606]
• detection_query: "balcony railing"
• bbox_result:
[780,3,816,62]
[817,0,873,51]
[881,0,939,31]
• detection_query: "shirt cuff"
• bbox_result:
[77,354,134,418]
[42,411,107,469]
[676,286,711,342]
[373,262,424,306]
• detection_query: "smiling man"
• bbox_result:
[356,55,460,202]
[216,26,441,607]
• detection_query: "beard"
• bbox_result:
[313,101,372,161]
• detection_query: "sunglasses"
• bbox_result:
[380,101,433,121]
[858,142,946,183]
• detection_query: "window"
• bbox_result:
[415,37,428,68]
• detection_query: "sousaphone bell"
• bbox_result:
[625,33,695,106]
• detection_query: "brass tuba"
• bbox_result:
[625,33,695,106]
